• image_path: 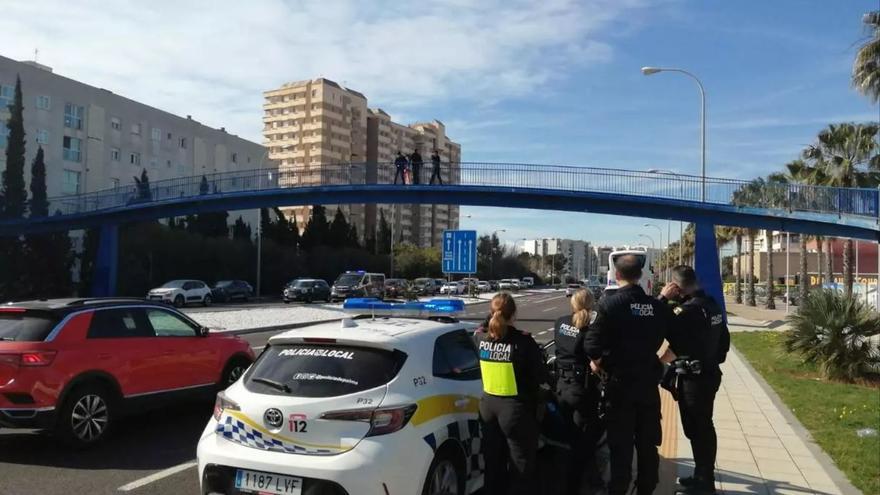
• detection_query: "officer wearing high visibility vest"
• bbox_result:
[474,293,549,495]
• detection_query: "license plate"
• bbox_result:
[234,469,302,495]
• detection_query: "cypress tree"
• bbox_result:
[232,216,252,243]
[328,207,350,247]
[0,75,27,299]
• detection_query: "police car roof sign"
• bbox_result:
[343,298,465,317]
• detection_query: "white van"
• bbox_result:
[605,249,652,296]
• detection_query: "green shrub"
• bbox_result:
[783,290,880,381]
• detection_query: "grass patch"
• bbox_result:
[731,332,880,494]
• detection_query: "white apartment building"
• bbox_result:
[521,238,591,280]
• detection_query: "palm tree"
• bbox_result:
[746,229,757,306]
[764,229,775,309]
[802,122,880,297]
[798,233,808,301]
[717,226,746,303]
[853,11,880,103]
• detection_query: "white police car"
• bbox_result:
[197,299,484,495]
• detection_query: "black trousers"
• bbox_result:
[393,167,406,184]
[480,395,539,495]
[412,163,422,184]
[430,165,443,184]
[678,372,722,482]
[605,381,661,495]
[556,377,603,495]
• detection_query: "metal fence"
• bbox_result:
[45,162,880,221]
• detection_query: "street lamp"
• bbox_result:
[638,233,656,249]
[490,229,507,279]
[644,223,665,283]
[646,168,686,265]
[641,66,707,202]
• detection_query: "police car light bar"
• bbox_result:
[343,298,465,317]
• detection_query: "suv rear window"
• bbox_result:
[245,344,406,398]
[0,312,59,342]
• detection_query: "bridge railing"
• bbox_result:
[45,162,880,220]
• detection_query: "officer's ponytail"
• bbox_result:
[488,292,517,340]
[571,289,594,329]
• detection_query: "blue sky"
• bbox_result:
[2,0,878,248]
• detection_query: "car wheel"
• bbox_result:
[203,294,212,307]
[173,295,185,308]
[422,450,463,495]
[220,357,252,387]
[56,384,114,448]
[283,299,290,304]
[325,295,331,303]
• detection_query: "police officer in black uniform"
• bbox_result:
[584,254,669,495]
[554,288,603,493]
[659,265,730,494]
[474,293,550,495]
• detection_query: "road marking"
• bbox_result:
[537,328,553,336]
[541,307,559,313]
[118,461,198,492]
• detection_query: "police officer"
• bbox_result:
[474,293,550,495]
[554,288,603,494]
[410,148,423,185]
[584,254,669,495]
[393,151,408,184]
[659,266,730,494]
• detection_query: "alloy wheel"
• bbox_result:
[227,365,246,385]
[70,394,109,442]
[428,459,459,495]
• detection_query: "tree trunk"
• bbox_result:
[747,230,757,306]
[765,230,775,309]
[799,235,808,306]
[817,236,824,286]
[735,233,743,304]
[843,238,853,298]
[825,238,834,285]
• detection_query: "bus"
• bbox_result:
[605,248,652,296]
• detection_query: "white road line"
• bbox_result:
[537,328,553,336]
[541,307,559,313]
[117,461,198,492]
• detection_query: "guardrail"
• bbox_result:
[43,162,880,221]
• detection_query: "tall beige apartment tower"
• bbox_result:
[263,78,460,247]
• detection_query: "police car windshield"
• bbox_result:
[293,280,314,287]
[245,344,406,398]
[335,274,362,286]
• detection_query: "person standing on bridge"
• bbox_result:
[393,151,408,185]
[584,254,669,495]
[553,288,604,493]
[474,293,550,495]
[429,149,443,185]
[409,148,423,185]
[659,265,730,495]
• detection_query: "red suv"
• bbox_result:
[0,298,255,447]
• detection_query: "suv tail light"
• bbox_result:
[213,391,240,421]
[320,404,417,437]
[0,351,57,367]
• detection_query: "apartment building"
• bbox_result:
[0,55,266,206]
[521,238,592,280]
[263,78,460,247]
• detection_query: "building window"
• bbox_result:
[36,95,51,110]
[62,170,81,195]
[166,159,172,168]
[110,178,120,188]
[111,117,121,130]
[0,84,14,109]
[35,129,49,145]
[0,128,9,148]
[231,152,237,163]
[131,123,141,135]
[167,132,172,140]
[179,137,187,149]
[62,136,82,162]
[64,103,84,130]
[151,128,161,141]
[111,147,120,161]
[311,89,316,97]
[130,152,141,165]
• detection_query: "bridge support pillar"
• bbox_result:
[90,224,119,297]
[694,221,727,319]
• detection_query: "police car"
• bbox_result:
[197,298,485,495]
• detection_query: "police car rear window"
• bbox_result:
[0,312,59,342]
[245,344,407,398]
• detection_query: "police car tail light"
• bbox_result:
[320,404,418,437]
[342,298,464,317]
[213,391,240,421]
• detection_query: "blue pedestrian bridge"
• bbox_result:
[0,162,877,302]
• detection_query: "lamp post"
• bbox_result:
[644,223,664,282]
[642,67,707,202]
[490,229,507,280]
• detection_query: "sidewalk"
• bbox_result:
[658,316,859,495]
[724,297,793,331]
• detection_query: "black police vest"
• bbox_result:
[554,315,587,368]
[679,293,726,369]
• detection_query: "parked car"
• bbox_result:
[521,277,535,288]
[565,283,583,297]
[147,279,213,307]
[211,280,253,303]
[498,279,521,291]
[412,277,440,296]
[331,271,386,301]
[283,279,331,303]
[0,298,255,447]
[489,280,500,291]
[384,278,410,299]
[477,281,491,293]
[440,281,466,295]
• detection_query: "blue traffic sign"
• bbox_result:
[442,230,477,274]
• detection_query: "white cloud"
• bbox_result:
[0,0,650,142]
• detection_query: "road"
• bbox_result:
[0,291,571,495]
